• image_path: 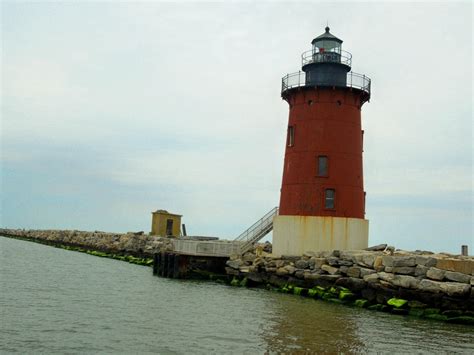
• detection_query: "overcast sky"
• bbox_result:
[1,1,472,253]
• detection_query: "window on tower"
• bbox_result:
[287,126,294,147]
[364,191,367,215]
[361,130,365,152]
[325,189,335,209]
[317,156,328,177]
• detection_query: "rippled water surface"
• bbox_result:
[1,237,473,354]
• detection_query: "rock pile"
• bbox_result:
[226,247,474,316]
[0,228,174,258]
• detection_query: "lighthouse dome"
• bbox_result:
[311,26,343,54]
[311,26,343,44]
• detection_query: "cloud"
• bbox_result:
[1,1,472,253]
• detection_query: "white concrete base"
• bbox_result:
[272,215,369,256]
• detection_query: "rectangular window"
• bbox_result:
[361,130,365,152]
[364,191,367,215]
[325,189,335,209]
[166,219,174,236]
[318,156,328,176]
[287,126,294,147]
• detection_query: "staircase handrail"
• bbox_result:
[240,223,274,253]
[234,207,278,243]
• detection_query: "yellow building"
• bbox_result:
[151,210,182,237]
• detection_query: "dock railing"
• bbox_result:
[172,207,279,257]
[173,238,242,257]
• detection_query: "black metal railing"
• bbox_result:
[281,71,371,98]
[301,49,352,67]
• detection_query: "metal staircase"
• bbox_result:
[234,207,278,254]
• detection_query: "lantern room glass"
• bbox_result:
[312,39,341,54]
[312,39,342,64]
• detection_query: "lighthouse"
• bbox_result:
[273,27,371,256]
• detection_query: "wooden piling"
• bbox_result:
[152,252,225,280]
[178,254,189,279]
[172,254,180,278]
[167,254,175,278]
[161,252,168,277]
[153,253,159,275]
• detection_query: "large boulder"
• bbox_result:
[275,259,288,268]
[418,279,440,294]
[360,267,376,278]
[335,277,367,292]
[426,267,446,281]
[321,264,339,275]
[444,271,471,284]
[416,255,438,267]
[436,258,474,275]
[352,252,378,268]
[284,265,296,275]
[418,279,471,297]
[391,275,420,289]
[276,267,289,276]
[373,256,384,272]
[327,257,340,266]
[415,265,429,277]
[295,259,310,269]
[383,256,417,267]
[377,272,395,283]
[365,243,387,251]
[303,271,320,280]
[239,266,250,273]
[226,259,243,270]
[242,252,256,263]
[338,259,354,266]
[363,273,379,283]
[387,266,416,276]
[346,266,361,278]
[310,257,327,269]
[262,242,272,253]
[339,266,349,275]
[253,257,266,268]
[440,282,471,297]
[360,254,377,268]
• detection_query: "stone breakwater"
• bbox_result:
[0,228,173,263]
[2,228,473,324]
[226,248,474,324]
[0,228,227,279]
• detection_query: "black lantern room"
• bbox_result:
[302,27,352,87]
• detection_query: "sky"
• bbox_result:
[1,1,472,254]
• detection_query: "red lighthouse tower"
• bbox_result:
[273,27,371,256]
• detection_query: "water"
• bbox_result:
[1,237,473,354]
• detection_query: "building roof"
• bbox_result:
[151,209,182,216]
[311,26,343,45]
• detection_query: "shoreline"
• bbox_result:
[0,228,174,258]
[224,248,474,325]
[1,232,155,267]
[1,228,473,325]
